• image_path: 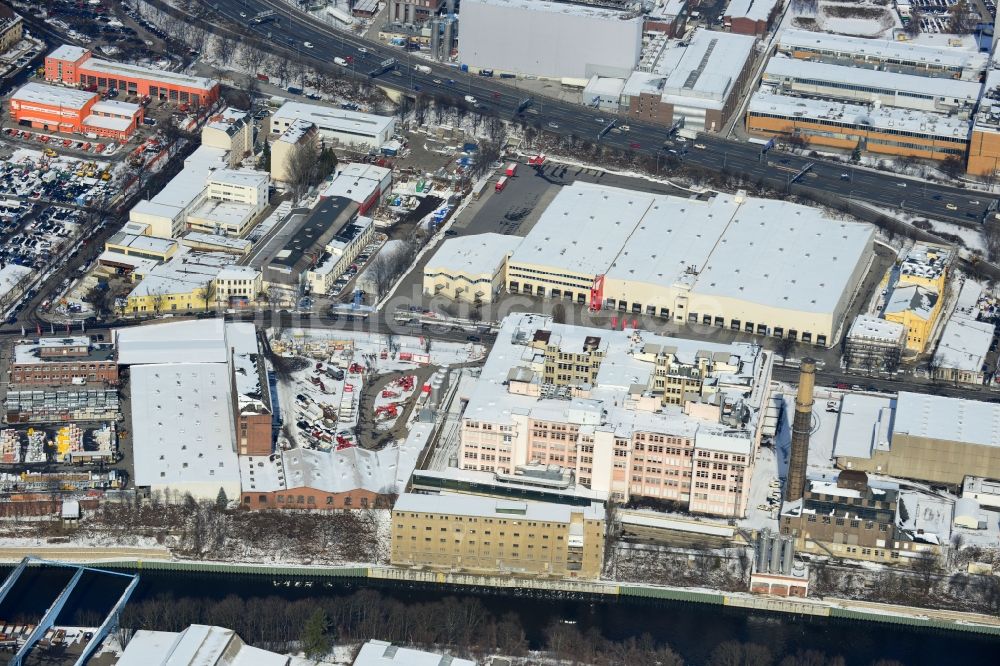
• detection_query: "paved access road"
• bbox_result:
[0,545,171,563]
[207,0,997,225]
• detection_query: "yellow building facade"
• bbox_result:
[882,243,950,352]
[390,493,606,580]
[883,285,942,352]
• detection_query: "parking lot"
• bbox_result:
[0,146,117,205]
[0,199,89,321]
[908,0,994,32]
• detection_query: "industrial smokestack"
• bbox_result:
[430,19,440,61]
[785,358,816,502]
[443,19,454,60]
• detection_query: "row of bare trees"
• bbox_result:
[5,491,389,564]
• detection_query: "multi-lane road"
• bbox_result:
[205,0,998,225]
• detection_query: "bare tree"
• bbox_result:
[285,141,322,201]
[214,36,237,67]
[947,0,975,34]
[201,280,217,312]
[773,337,796,365]
[905,8,923,37]
[150,289,166,316]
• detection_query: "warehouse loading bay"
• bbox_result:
[393,159,896,366]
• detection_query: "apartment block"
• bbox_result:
[843,315,906,375]
[201,108,253,167]
[391,492,606,579]
[0,5,24,55]
[459,314,773,517]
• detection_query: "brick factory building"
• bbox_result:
[9,337,118,386]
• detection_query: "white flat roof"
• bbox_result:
[894,391,1000,448]
[130,363,239,490]
[695,428,752,455]
[622,70,665,98]
[208,168,269,188]
[394,491,605,523]
[748,91,971,139]
[321,175,380,203]
[508,182,654,276]
[47,44,88,62]
[353,640,476,666]
[584,75,627,97]
[83,114,133,132]
[188,198,257,229]
[115,319,255,365]
[216,265,259,281]
[91,99,142,116]
[126,251,232,299]
[725,0,778,21]
[107,232,176,254]
[520,182,873,315]
[934,317,993,372]
[182,231,251,252]
[652,0,688,18]
[833,393,895,459]
[953,280,984,320]
[135,145,228,216]
[694,197,874,314]
[658,30,755,105]
[604,192,732,287]
[82,57,219,90]
[848,314,905,343]
[463,0,630,20]
[764,56,983,102]
[425,232,522,277]
[339,162,392,182]
[272,101,393,137]
[778,28,988,72]
[98,250,161,273]
[12,82,95,109]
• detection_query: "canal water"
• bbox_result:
[3,566,997,665]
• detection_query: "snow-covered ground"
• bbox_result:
[372,374,417,432]
[784,0,899,38]
[273,328,479,368]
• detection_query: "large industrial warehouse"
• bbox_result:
[503,182,874,346]
[457,0,643,80]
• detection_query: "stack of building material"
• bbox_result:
[0,430,22,464]
[24,428,48,464]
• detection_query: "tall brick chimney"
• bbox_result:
[785,358,816,502]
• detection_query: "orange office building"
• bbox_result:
[746,93,969,162]
[45,44,220,108]
[9,82,143,141]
